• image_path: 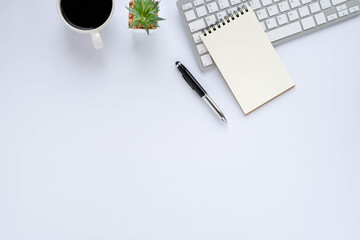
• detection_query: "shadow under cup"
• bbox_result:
[60,0,113,31]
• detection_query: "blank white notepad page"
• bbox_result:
[200,7,295,115]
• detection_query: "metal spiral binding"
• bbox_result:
[201,5,249,36]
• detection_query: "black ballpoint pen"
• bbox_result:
[175,61,228,124]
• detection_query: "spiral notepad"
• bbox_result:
[200,6,295,115]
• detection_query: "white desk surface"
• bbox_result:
[1,1,360,239]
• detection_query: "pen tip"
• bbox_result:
[222,117,228,125]
[175,61,180,66]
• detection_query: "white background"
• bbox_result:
[1,0,360,239]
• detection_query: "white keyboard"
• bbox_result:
[177,0,360,71]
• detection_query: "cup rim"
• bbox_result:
[57,0,115,34]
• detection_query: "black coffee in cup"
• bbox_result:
[60,0,113,30]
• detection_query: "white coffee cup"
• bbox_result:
[57,0,114,49]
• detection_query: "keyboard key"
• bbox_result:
[320,0,331,9]
[196,43,208,54]
[192,32,202,43]
[301,16,316,29]
[309,2,321,13]
[256,9,268,20]
[262,0,273,6]
[217,11,227,19]
[266,17,278,29]
[196,6,207,17]
[288,10,300,21]
[277,13,289,25]
[349,5,360,13]
[182,3,193,10]
[289,0,301,8]
[185,10,197,21]
[230,0,241,4]
[314,12,326,24]
[249,0,262,10]
[205,15,217,25]
[194,0,205,6]
[331,0,347,5]
[299,6,310,17]
[336,4,347,11]
[266,21,302,41]
[227,7,237,14]
[268,5,279,16]
[338,9,349,16]
[205,0,212,2]
[278,1,290,12]
[301,0,311,4]
[327,13,338,21]
[218,0,230,9]
[201,54,213,67]
[207,2,219,13]
[189,19,206,32]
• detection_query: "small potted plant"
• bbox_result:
[127,0,165,35]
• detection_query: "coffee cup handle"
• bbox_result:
[91,32,104,49]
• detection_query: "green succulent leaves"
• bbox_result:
[127,0,165,35]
